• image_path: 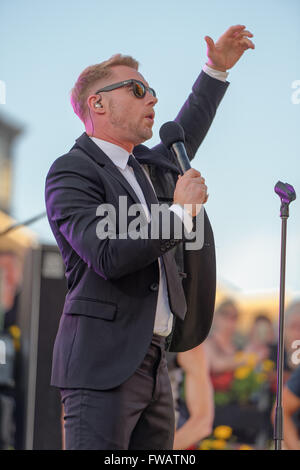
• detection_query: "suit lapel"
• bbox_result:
[74,133,142,206]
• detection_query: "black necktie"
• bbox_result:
[127,154,158,208]
[127,154,186,321]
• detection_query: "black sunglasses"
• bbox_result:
[95,79,156,99]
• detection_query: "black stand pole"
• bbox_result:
[274,181,296,450]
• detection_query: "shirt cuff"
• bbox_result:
[203,64,229,82]
[169,204,194,234]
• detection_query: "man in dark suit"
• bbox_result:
[45,25,254,450]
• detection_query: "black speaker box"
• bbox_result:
[17,244,66,449]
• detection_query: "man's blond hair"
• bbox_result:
[71,54,139,122]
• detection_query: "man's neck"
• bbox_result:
[86,132,134,153]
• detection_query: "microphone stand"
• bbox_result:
[273,181,296,450]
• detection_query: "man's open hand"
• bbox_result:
[204,24,255,72]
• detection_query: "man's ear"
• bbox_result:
[87,94,105,113]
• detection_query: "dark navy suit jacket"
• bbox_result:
[45,71,229,390]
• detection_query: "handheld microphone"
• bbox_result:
[159,121,191,174]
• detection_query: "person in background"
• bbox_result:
[168,344,214,450]
[205,300,245,375]
[282,302,300,372]
[0,251,23,331]
[0,251,23,449]
[244,313,275,363]
[272,365,300,450]
[269,301,300,393]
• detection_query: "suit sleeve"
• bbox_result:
[45,154,185,280]
[152,71,229,161]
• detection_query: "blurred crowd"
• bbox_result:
[168,299,300,450]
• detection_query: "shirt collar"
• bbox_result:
[89,136,131,170]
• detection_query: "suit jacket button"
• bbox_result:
[149,282,159,292]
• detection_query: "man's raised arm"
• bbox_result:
[153,25,254,161]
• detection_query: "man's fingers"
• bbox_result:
[181,171,206,187]
[203,193,209,204]
[190,177,205,185]
[227,24,246,37]
[183,168,201,178]
[204,35,215,50]
[190,180,207,194]
[239,38,255,50]
[237,29,254,39]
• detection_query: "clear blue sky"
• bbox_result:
[1,0,299,294]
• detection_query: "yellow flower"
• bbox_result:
[245,353,258,368]
[235,351,246,363]
[256,372,267,384]
[8,325,21,339]
[213,425,233,440]
[199,439,214,450]
[239,444,253,450]
[211,439,227,450]
[235,352,257,368]
[234,365,252,380]
[261,359,275,372]
[8,325,21,351]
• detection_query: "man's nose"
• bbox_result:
[146,90,158,105]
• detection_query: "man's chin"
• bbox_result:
[136,129,153,145]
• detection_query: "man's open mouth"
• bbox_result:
[145,112,155,122]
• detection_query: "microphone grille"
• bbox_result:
[159,121,185,149]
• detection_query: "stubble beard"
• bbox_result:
[109,102,153,145]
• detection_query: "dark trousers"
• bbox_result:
[60,334,175,450]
